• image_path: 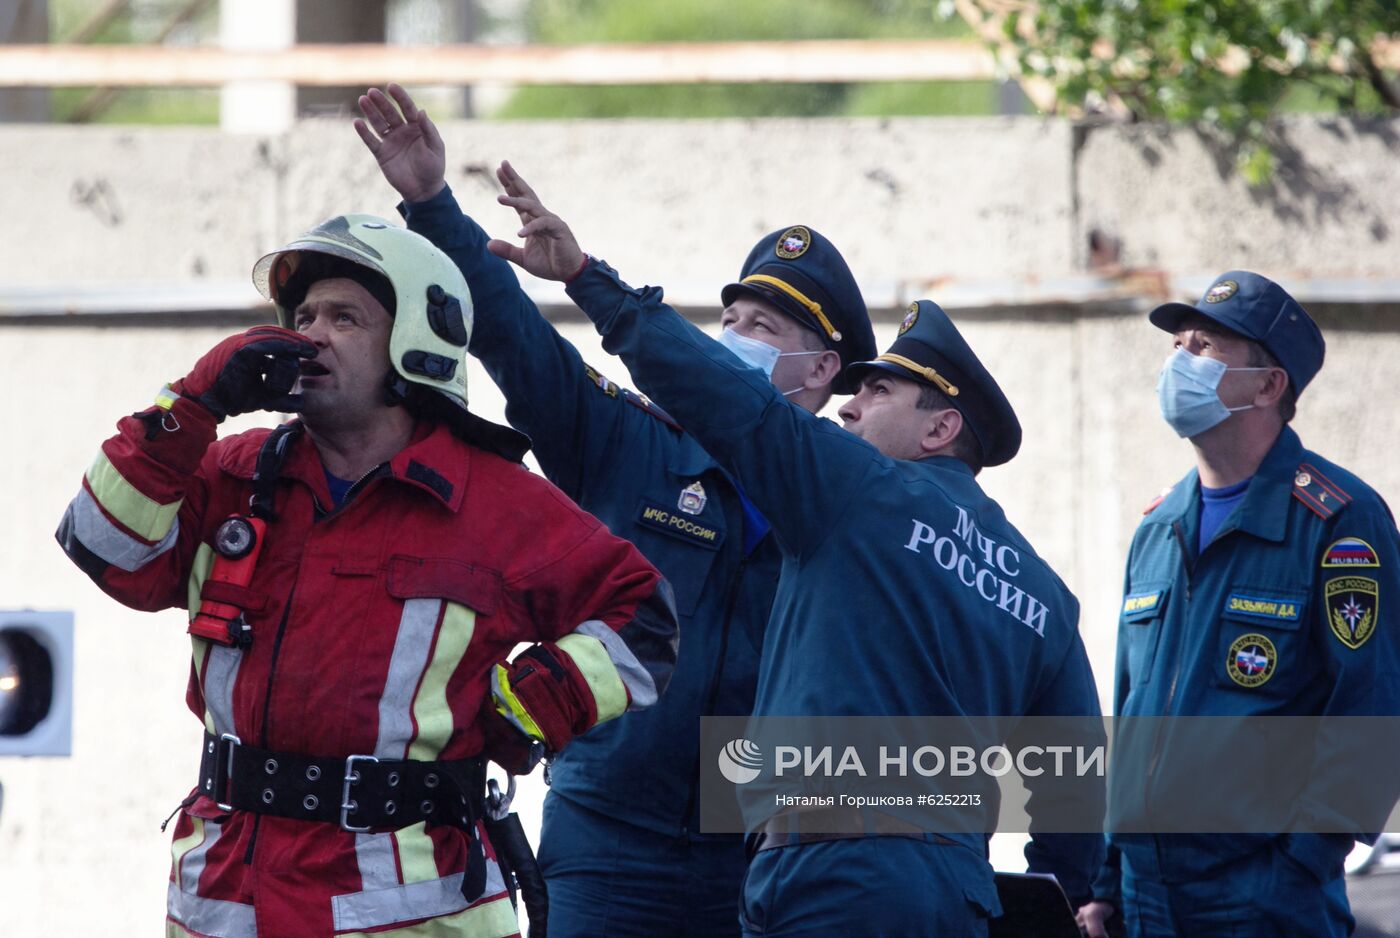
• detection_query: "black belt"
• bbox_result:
[751,806,956,853]
[198,731,486,832]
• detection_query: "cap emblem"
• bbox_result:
[899,303,919,336]
[1205,279,1238,303]
[774,226,812,260]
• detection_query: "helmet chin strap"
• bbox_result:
[383,371,410,407]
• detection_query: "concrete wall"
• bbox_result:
[5,116,1398,290]
[2,114,1399,933]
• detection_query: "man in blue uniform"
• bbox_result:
[479,165,1106,936]
[1077,272,1400,937]
[355,85,876,936]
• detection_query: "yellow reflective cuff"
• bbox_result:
[874,353,959,396]
[86,451,183,542]
[154,384,180,410]
[408,603,477,761]
[741,274,841,341]
[556,632,629,725]
[493,663,546,742]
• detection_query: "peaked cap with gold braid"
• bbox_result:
[719,224,875,395]
[845,299,1023,467]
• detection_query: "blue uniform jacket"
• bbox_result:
[1095,426,1400,903]
[402,188,780,839]
[564,258,1106,903]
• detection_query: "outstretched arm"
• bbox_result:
[354,86,654,502]
[486,167,876,555]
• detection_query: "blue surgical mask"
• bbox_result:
[1157,348,1269,438]
[717,328,820,395]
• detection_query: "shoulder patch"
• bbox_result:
[1292,462,1352,520]
[1322,537,1380,568]
[583,363,620,398]
[1143,486,1174,515]
[1324,575,1378,649]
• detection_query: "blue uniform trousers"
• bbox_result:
[740,837,997,937]
[1121,842,1352,937]
[538,792,748,937]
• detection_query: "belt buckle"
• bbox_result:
[340,754,379,833]
[215,733,241,812]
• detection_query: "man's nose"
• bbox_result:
[300,318,330,346]
[837,398,860,422]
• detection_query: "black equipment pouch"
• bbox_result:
[484,777,549,936]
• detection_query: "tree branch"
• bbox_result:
[1360,48,1400,110]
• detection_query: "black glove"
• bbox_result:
[173,326,317,420]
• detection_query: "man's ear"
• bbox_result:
[807,349,843,390]
[1253,367,1290,409]
[921,407,964,456]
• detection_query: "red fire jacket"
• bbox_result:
[58,394,677,937]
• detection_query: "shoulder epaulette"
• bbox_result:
[622,388,682,432]
[1143,486,1174,515]
[1292,461,1353,520]
[583,362,683,431]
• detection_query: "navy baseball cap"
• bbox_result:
[720,225,876,395]
[1149,270,1325,395]
[844,300,1022,467]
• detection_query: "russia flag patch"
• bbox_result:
[1321,537,1380,568]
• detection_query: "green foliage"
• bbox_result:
[49,0,219,125]
[964,0,1400,183]
[498,0,996,119]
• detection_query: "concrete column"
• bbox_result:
[0,0,50,122]
[219,0,296,133]
[295,0,387,117]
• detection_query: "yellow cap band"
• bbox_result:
[875,354,959,396]
[741,274,842,342]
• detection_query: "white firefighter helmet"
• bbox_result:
[252,214,473,409]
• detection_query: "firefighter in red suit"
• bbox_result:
[55,214,678,938]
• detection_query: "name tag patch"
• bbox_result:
[1223,592,1302,623]
[1123,591,1163,616]
[637,501,722,550]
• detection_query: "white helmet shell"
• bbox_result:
[253,214,473,409]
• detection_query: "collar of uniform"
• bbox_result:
[217,419,468,513]
[919,454,976,477]
[1147,467,1201,526]
[385,421,469,512]
[1227,426,1303,543]
[1146,427,1301,542]
[667,430,721,478]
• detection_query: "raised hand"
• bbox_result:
[486,161,588,282]
[354,83,447,204]
[173,326,318,420]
